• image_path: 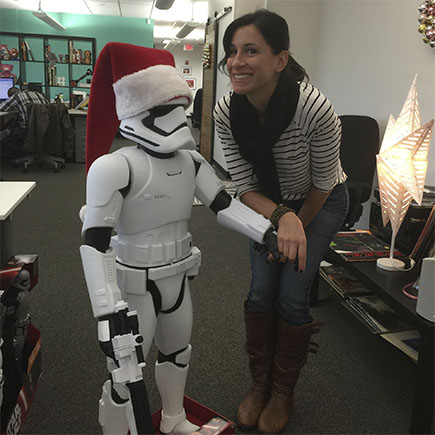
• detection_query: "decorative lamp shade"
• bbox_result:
[376,75,434,270]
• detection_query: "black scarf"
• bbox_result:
[229,74,300,204]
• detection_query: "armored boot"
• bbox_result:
[155,345,199,435]
[257,318,322,434]
[237,301,278,430]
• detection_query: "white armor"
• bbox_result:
[80,97,276,434]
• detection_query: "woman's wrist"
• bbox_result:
[270,204,295,229]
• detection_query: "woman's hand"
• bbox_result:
[273,211,306,271]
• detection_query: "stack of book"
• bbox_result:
[343,295,410,334]
[330,231,406,261]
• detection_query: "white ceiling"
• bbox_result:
[0,0,208,44]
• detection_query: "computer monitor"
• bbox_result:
[0,77,15,101]
[28,82,43,93]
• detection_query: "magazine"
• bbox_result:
[319,264,372,298]
[343,295,411,334]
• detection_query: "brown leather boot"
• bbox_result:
[237,301,277,430]
[257,318,322,434]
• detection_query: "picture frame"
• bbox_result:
[181,66,192,76]
[186,78,196,90]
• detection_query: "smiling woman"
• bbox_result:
[225,24,288,113]
[213,8,348,435]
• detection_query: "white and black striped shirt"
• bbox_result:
[0,90,49,129]
[214,82,347,201]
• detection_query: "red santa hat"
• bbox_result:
[85,42,192,172]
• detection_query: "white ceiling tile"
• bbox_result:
[120,4,151,18]
[121,0,154,4]
[86,1,121,16]
[0,0,208,44]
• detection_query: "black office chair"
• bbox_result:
[191,88,202,129]
[311,115,380,305]
[339,115,380,229]
[12,103,73,172]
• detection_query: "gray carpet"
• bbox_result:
[0,149,422,434]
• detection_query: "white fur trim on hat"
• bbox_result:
[113,64,192,120]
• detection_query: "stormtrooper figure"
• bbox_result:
[79,43,278,435]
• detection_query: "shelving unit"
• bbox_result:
[0,31,95,104]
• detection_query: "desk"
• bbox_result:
[324,249,434,434]
[68,109,87,163]
[0,181,36,266]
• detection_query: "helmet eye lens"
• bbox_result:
[142,104,187,137]
[142,105,179,128]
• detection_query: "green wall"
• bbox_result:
[0,8,153,100]
[0,8,154,55]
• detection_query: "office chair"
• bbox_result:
[338,115,380,229]
[12,103,74,172]
[311,115,380,305]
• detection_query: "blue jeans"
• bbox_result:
[247,183,349,325]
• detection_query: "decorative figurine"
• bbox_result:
[83,49,92,64]
[0,45,9,60]
[9,48,18,60]
[72,48,81,64]
[0,64,17,80]
[79,42,278,435]
[45,45,57,68]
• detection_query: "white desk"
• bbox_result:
[0,181,36,220]
[1,181,36,266]
[68,109,87,116]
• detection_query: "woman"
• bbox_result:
[214,9,349,434]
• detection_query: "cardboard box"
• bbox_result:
[1,324,42,434]
[10,255,39,292]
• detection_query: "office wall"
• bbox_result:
[165,43,204,115]
[269,0,434,228]
[208,0,234,17]
[209,0,434,228]
[0,8,154,55]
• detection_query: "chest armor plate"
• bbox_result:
[115,147,195,234]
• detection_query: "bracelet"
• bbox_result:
[270,204,295,229]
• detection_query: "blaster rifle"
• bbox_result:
[99,301,154,434]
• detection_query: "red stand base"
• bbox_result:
[152,396,235,434]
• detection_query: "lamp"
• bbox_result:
[155,0,176,10]
[32,1,66,31]
[175,22,199,39]
[376,75,434,271]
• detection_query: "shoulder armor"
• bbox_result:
[186,150,225,208]
[87,154,130,207]
[186,149,207,166]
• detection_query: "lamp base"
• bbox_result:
[376,257,405,271]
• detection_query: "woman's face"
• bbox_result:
[226,24,287,107]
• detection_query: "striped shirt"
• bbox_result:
[0,90,49,129]
[214,81,347,201]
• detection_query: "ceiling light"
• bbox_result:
[164,40,181,50]
[176,22,199,39]
[155,0,176,10]
[32,1,66,31]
